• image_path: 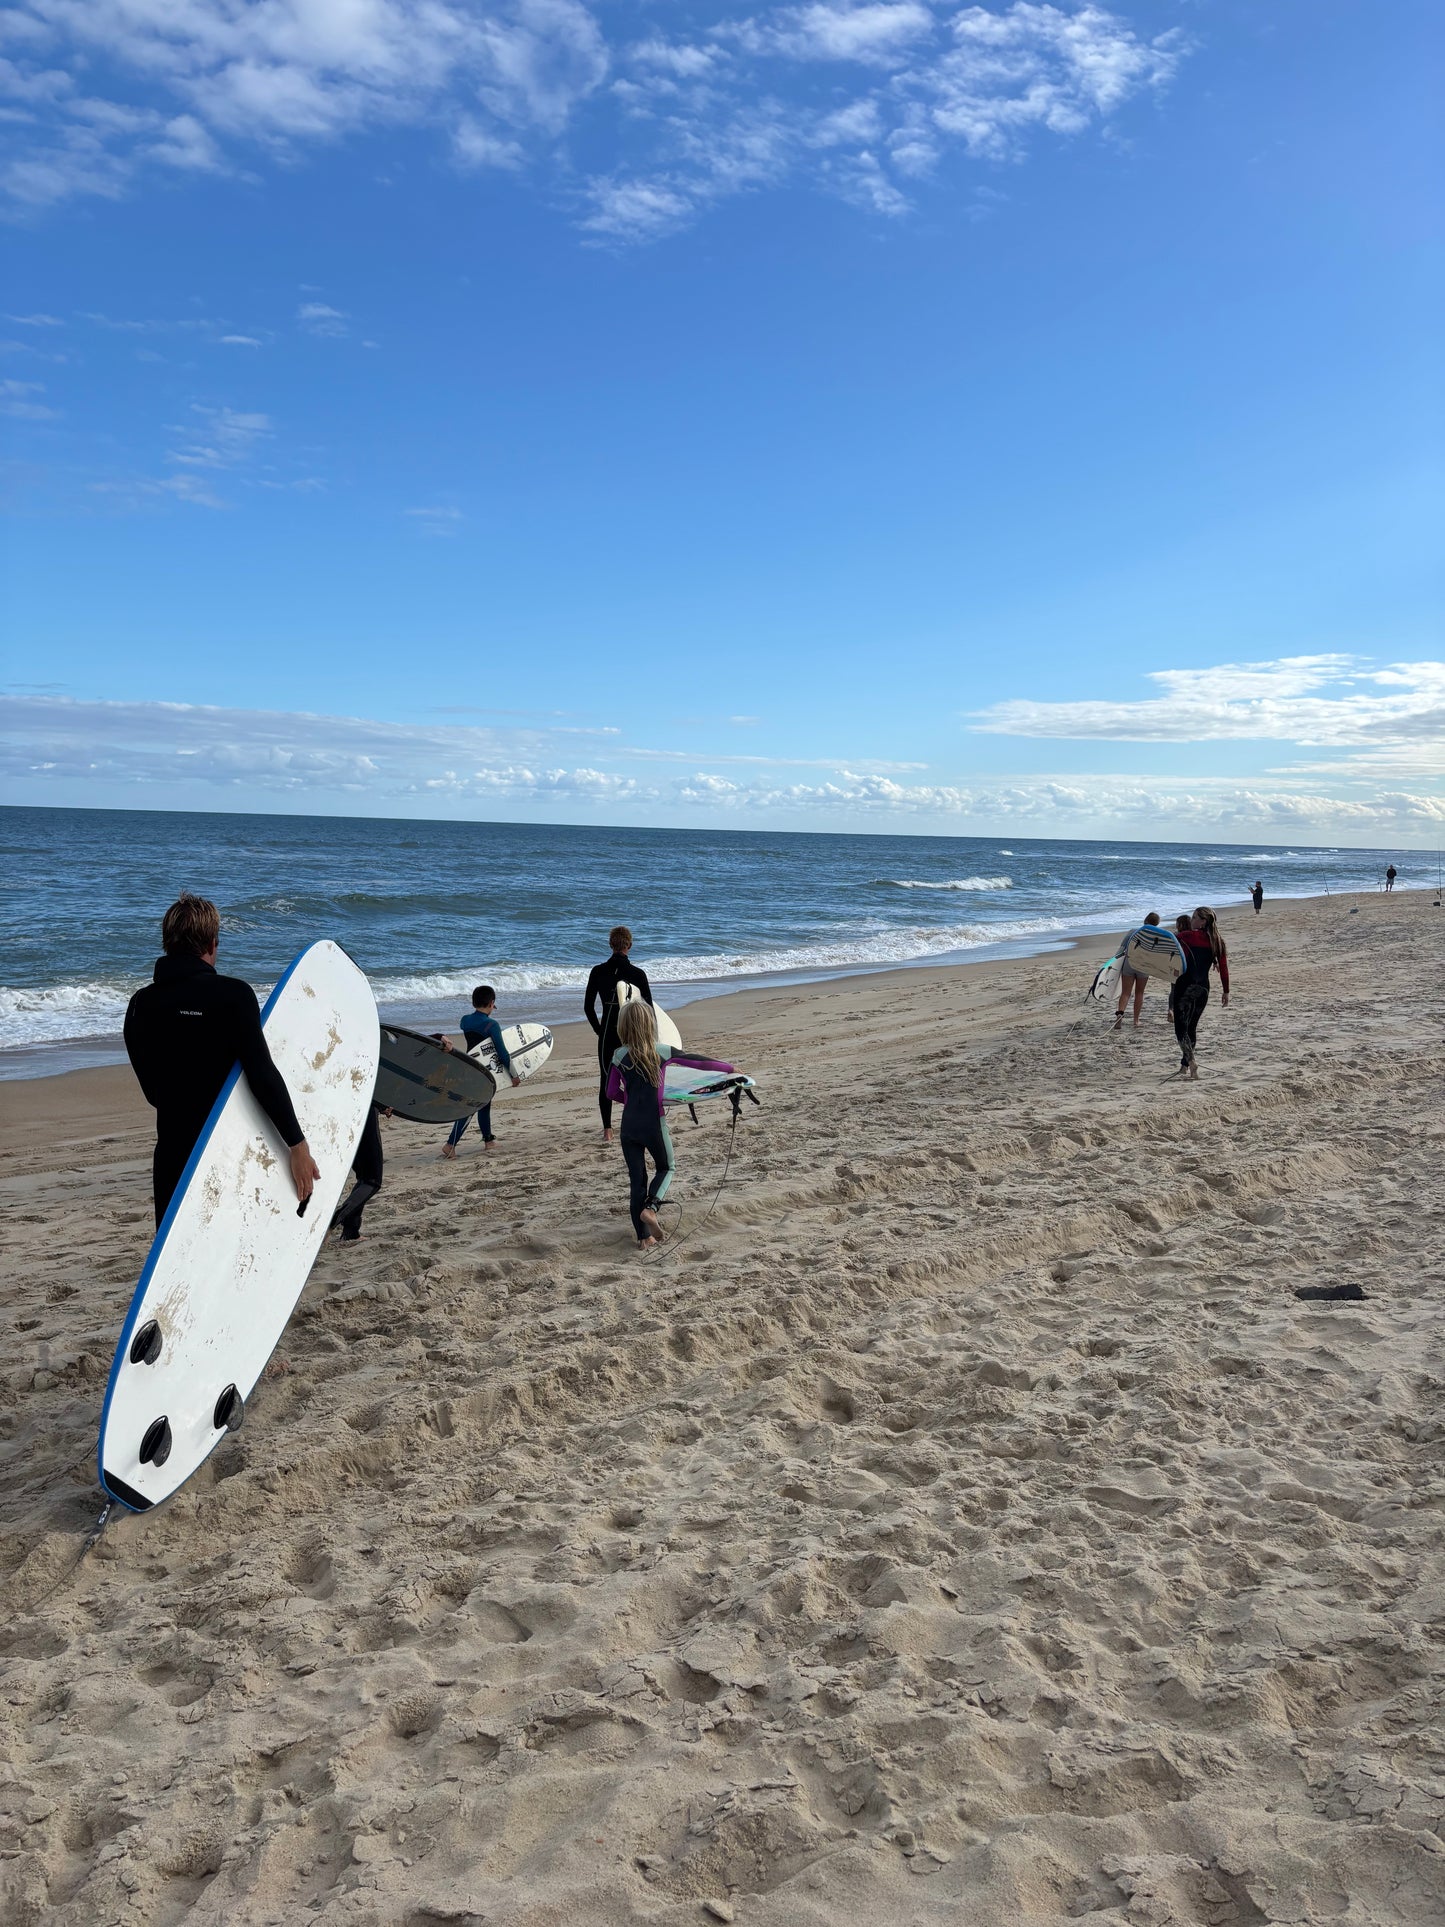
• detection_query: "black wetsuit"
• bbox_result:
[583,953,653,1129]
[1172,932,1229,1068]
[1251,885,1263,914]
[331,1102,384,1242]
[124,952,304,1225]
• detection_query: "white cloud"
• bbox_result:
[972,657,1445,766]
[453,115,523,168]
[0,373,56,416]
[167,403,272,469]
[730,1,936,66]
[4,310,62,325]
[0,0,1182,238]
[404,505,464,535]
[3,692,1442,843]
[297,300,347,337]
[220,333,261,346]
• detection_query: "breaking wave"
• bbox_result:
[876,875,1013,892]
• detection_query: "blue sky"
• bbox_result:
[1,0,1441,846]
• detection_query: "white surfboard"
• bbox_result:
[1089,956,1120,1002]
[467,1020,553,1088]
[664,1064,755,1106]
[615,979,682,1050]
[98,940,379,1512]
[1123,925,1187,984]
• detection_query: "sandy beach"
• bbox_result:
[2,889,1443,1926]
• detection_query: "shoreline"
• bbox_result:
[0,887,1410,1149]
[0,882,1417,1091]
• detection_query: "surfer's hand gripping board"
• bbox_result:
[98,941,380,1512]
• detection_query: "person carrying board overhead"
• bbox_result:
[124,894,319,1226]
[584,925,653,1144]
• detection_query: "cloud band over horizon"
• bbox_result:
[5,660,1444,845]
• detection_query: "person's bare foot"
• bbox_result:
[441,1143,457,1160]
[483,1138,496,1152]
[602,1129,613,1144]
[1112,1012,1123,1030]
[638,1234,659,1249]
[639,1207,664,1242]
[1188,1063,1200,1081]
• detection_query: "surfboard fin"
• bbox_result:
[214,1385,244,1432]
[139,1416,172,1467]
[129,1320,163,1366]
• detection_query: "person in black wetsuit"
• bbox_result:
[583,926,653,1142]
[331,1101,384,1243]
[123,894,319,1226]
[1173,905,1230,1080]
[1251,881,1264,915]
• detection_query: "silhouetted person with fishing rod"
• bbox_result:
[124,894,319,1226]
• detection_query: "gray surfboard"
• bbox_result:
[375,1025,497,1123]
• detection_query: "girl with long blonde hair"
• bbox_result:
[607,1000,735,1248]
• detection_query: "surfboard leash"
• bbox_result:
[17,1498,115,1618]
[654,1085,759,1265]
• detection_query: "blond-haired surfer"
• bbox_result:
[124,894,319,1225]
[607,1000,734,1247]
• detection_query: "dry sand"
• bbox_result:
[2,890,1444,1926]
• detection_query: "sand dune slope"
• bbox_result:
[2,892,1443,1925]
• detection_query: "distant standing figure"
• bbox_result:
[585,926,653,1143]
[1112,911,1162,1031]
[1251,881,1264,914]
[1174,906,1230,1081]
[1385,865,1398,893]
[124,894,319,1227]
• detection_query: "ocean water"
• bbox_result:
[0,806,1407,1078]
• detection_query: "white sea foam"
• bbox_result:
[877,876,1013,892]
[0,911,1108,1050]
[0,982,134,1049]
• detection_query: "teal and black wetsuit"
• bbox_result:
[607,1043,732,1240]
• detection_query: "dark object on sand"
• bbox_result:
[1294,1283,1366,1302]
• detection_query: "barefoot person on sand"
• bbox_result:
[441,985,520,1160]
[1252,880,1264,914]
[606,1000,735,1248]
[124,893,319,1225]
[1173,906,1230,1080]
[585,926,654,1143]
[1112,911,1162,1031]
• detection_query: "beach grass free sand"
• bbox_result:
[2,890,1443,1925]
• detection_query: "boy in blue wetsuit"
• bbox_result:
[441,985,520,1159]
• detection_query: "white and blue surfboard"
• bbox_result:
[98,940,379,1512]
